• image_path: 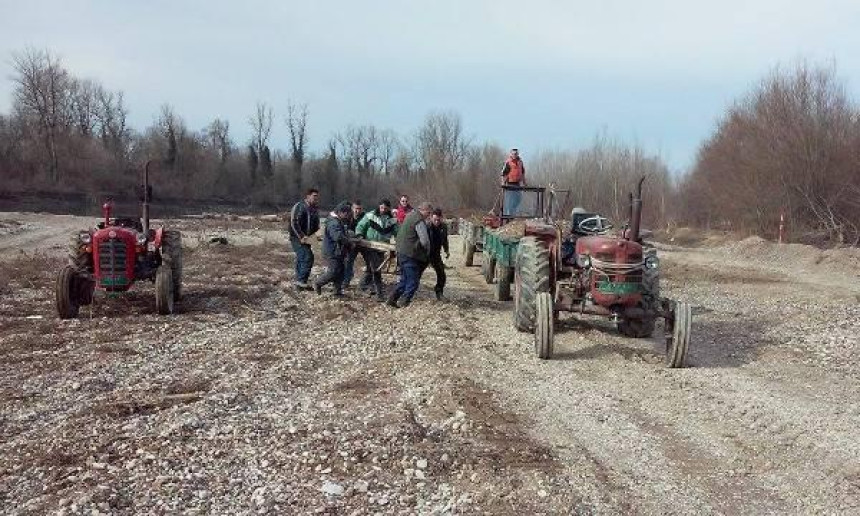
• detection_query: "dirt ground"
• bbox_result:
[1,212,860,515]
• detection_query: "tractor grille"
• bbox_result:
[98,238,128,285]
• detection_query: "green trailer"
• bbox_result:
[481,230,521,301]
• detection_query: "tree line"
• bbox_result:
[1,49,858,245]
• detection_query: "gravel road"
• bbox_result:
[1,213,859,515]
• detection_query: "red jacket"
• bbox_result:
[394,204,413,224]
[502,158,525,184]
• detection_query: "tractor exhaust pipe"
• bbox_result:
[629,176,645,242]
[142,160,153,235]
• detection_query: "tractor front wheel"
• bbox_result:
[56,265,81,319]
[155,265,175,315]
[535,292,554,359]
[665,301,692,368]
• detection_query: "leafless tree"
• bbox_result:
[206,118,232,164]
[285,101,308,191]
[248,101,273,181]
[413,111,469,177]
[11,48,71,182]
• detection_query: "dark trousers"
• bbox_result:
[361,250,385,297]
[290,238,314,284]
[425,254,446,294]
[315,255,345,293]
[390,255,425,303]
[343,248,360,285]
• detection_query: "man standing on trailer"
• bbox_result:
[500,148,526,216]
[289,188,320,290]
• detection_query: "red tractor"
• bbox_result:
[512,177,691,366]
[56,161,183,318]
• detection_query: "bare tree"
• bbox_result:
[285,101,308,191]
[248,101,273,184]
[206,118,232,164]
[413,111,468,177]
[11,48,71,182]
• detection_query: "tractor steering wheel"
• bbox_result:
[578,215,613,235]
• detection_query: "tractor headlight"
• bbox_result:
[645,255,660,269]
[136,232,148,245]
[79,232,92,244]
[576,254,591,268]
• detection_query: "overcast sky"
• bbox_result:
[2,0,859,172]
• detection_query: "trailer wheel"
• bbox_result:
[56,265,81,319]
[482,254,496,284]
[155,265,175,315]
[535,292,554,359]
[495,264,512,301]
[665,301,692,368]
[464,242,476,267]
[513,237,551,332]
[161,230,183,301]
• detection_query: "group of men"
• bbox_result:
[288,191,449,308]
[287,147,525,308]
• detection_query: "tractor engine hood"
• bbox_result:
[576,236,644,265]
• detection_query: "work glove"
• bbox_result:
[300,236,313,245]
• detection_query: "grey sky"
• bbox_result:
[2,0,859,172]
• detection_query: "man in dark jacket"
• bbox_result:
[289,188,320,290]
[314,202,352,297]
[387,202,433,308]
[342,201,364,288]
[426,208,450,300]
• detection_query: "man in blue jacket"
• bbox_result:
[314,202,352,297]
[289,188,320,290]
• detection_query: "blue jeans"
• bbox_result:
[391,256,425,303]
[504,186,522,216]
[290,237,314,284]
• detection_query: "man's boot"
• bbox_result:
[314,282,322,295]
[435,290,445,301]
[397,297,411,308]
[386,290,399,308]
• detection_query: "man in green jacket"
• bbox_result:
[387,202,433,308]
[355,199,398,301]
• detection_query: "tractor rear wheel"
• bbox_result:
[535,292,554,359]
[665,300,692,368]
[56,265,84,319]
[155,265,175,315]
[495,264,513,301]
[482,254,496,284]
[162,230,183,301]
[513,237,551,332]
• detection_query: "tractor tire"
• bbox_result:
[161,230,183,301]
[535,292,554,359]
[482,254,496,284]
[666,301,692,368]
[68,233,91,270]
[155,265,175,315]
[464,242,476,267]
[494,264,513,301]
[513,237,551,332]
[618,253,659,338]
[56,265,80,319]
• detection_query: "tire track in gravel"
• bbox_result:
[443,235,860,514]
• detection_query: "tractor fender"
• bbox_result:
[153,227,165,248]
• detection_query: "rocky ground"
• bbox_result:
[1,212,860,515]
